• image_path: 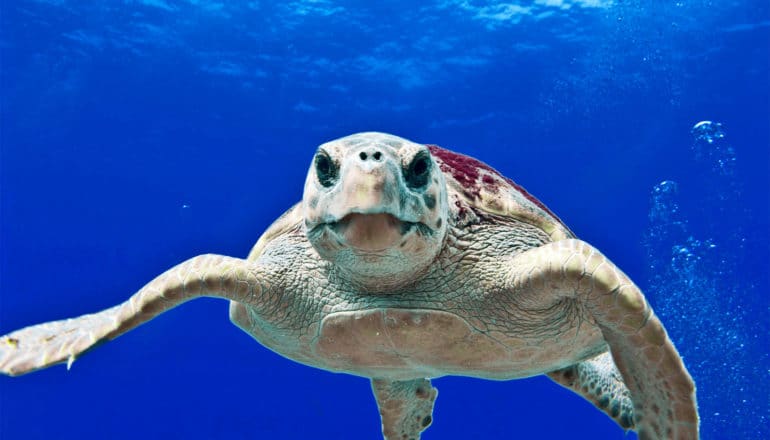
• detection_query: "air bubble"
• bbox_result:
[649,180,680,225]
[691,120,736,177]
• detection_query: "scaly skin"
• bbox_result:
[506,239,698,439]
[371,378,438,440]
[0,255,276,376]
[0,132,698,439]
[548,352,636,430]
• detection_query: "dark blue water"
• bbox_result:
[1,1,768,439]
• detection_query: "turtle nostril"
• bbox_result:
[359,150,384,162]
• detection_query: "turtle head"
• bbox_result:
[303,132,448,290]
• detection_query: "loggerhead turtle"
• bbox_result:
[0,132,698,439]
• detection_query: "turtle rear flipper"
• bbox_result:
[0,254,272,376]
[548,352,635,430]
[371,378,438,440]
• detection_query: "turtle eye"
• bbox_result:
[404,151,432,189]
[315,152,338,188]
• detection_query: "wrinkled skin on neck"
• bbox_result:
[303,132,449,291]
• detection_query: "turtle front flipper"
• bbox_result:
[371,378,437,440]
[505,239,698,439]
[547,352,635,430]
[0,254,273,376]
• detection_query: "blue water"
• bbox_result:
[1,1,768,439]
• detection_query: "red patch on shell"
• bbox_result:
[481,174,498,193]
[427,144,569,231]
[427,145,482,199]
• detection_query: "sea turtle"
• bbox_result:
[0,132,698,439]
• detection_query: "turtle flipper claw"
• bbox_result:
[0,306,119,376]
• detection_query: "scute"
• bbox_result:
[313,308,514,380]
[427,145,574,241]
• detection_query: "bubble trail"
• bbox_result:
[643,121,768,439]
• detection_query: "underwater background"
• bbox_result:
[1,1,768,439]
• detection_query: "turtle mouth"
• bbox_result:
[307,213,433,253]
[330,213,417,251]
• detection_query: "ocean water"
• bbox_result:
[1,1,768,439]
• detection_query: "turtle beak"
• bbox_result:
[337,164,398,214]
[314,161,420,252]
[344,171,389,211]
[325,158,401,219]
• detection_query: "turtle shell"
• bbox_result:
[427,145,574,241]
